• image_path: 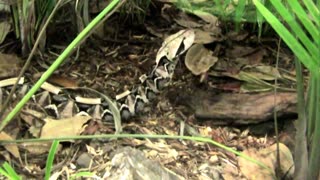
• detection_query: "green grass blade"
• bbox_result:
[294,58,309,178]
[307,75,317,139]
[212,0,229,20]
[0,0,122,132]
[70,172,96,179]
[10,5,20,38]
[22,0,28,17]
[253,0,319,75]
[308,74,320,179]
[302,0,320,27]
[256,0,265,40]
[35,0,56,30]
[44,140,59,180]
[83,0,90,26]
[234,0,246,30]
[2,162,21,180]
[0,167,10,178]
[288,0,319,42]
[269,0,318,62]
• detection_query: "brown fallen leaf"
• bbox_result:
[41,115,91,139]
[246,49,267,65]
[0,53,21,79]
[226,45,256,58]
[0,132,20,159]
[174,12,202,28]
[194,29,222,44]
[226,31,249,41]
[20,142,53,155]
[156,29,195,64]
[185,44,218,75]
[238,143,294,180]
[241,65,282,81]
[48,74,78,88]
[0,21,11,44]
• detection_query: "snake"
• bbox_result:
[0,29,195,133]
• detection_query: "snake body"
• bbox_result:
[0,30,195,131]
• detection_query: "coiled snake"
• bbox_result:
[0,29,195,133]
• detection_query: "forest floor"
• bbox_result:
[0,1,298,179]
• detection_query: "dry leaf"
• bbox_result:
[174,12,202,28]
[192,10,218,24]
[238,143,294,180]
[0,53,21,79]
[48,74,78,89]
[0,132,20,159]
[185,44,218,75]
[20,142,52,155]
[41,115,91,139]
[0,77,24,87]
[226,46,256,58]
[194,29,222,44]
[156,29,195,64]
[0,21,11,44]
[242,65,282,81]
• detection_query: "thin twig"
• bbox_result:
[274,38,281,176]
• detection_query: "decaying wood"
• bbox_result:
[171,89,297,125]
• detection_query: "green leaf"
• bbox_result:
[302,0,320,27]
[253,0,319,76]
[288,0,318,42]
[307,74,320,179]
[70,172,96,179]
[234,0,246,30]
[269,0,318,61]
[44,140,60,180]
[1,162,21,180]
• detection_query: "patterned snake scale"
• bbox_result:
[0,30,195,130]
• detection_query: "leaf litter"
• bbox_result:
[0,1,299,179]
